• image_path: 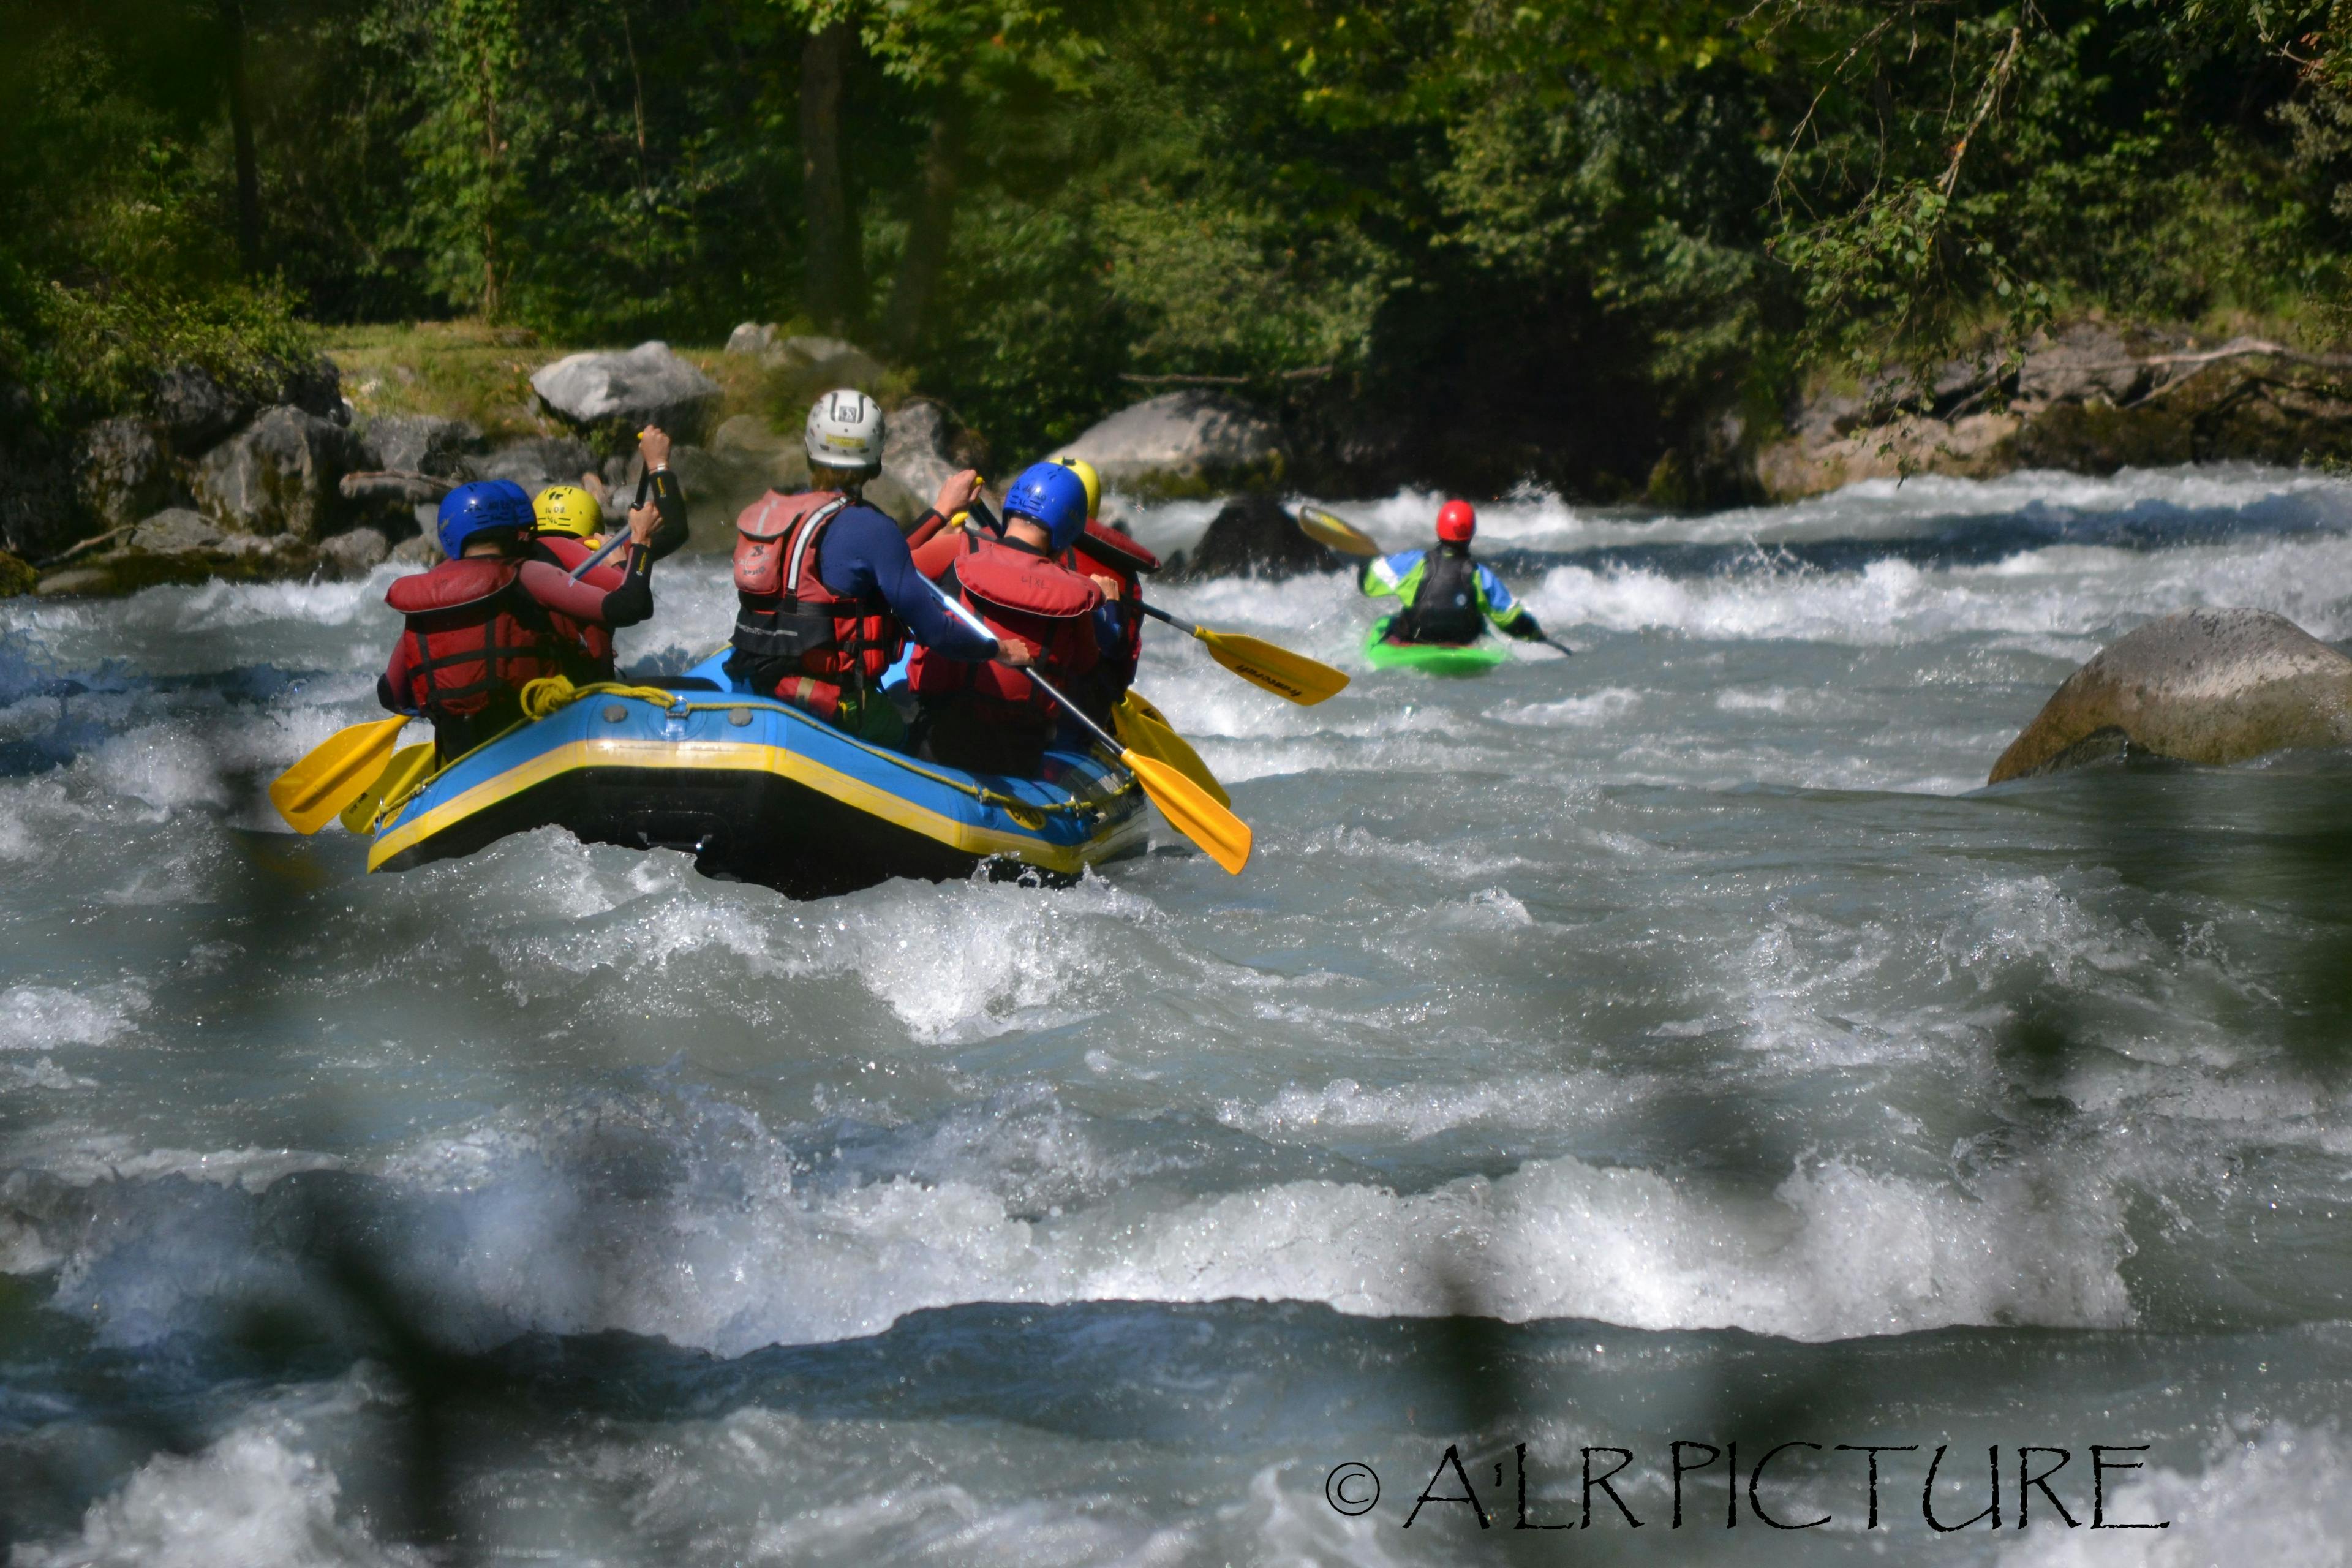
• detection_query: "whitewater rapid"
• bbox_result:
[6,463,2352,1564]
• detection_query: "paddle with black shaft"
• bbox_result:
[564,461,657,581]
[1298,502,1573,656]
[921,579,1251,874]
[1130,600,1350,705]
[971,495,1347,705]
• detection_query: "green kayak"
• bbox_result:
[1364,617,1512,676]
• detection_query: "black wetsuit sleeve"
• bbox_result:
[643,467,691,562]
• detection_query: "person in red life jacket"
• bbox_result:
[725,390,1012,748]
[906,461,1106,776]
[1049,456,1160,710]
[526,426,693,680]
[379,479,663,761]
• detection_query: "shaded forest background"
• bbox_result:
[7,0,2352,497]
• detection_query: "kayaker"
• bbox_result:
[380,480,662,761]
[1360,499,1549,647]
[726,389,1012,747]
[527,426,692,680]
[1053,456,1160,709]
[907,461,1105,775]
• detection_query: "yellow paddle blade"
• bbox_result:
[1121,748,1251,875]
[1194,626,1350,706]
[269,715,410,835]
[1295,504,1382,558]
[1114,692,1231,809]
[337,742,435,834]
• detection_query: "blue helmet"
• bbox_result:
[1002,461,1090,554]
[435,480,533,559]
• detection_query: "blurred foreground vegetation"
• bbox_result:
[7,0,2352,493]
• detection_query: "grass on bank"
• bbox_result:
[322,320,918,449]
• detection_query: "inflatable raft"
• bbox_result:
[358,654,1147,897]
[1363,616,1512,676]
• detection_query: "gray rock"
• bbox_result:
[391,531,442,565]
[1060,391,1282,497]
[361,413,483,477]
[318,527,392,576]
[127,508,227,554]
[152,366,251,453]
[880,399,982,513]
[725,322,781,358]
[191,406,361,540]
[471,436,598,494]
[783,334,862,366]
[1174,492,1343,581]
[2017,322,2148,407]
[1988,608,2352,783]
[75,418,179,532]
[530,341,722,445]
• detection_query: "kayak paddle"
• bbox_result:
[1134,601,1349,706]
[269,715,413,835]
[337,742,435,833]
[923,580,1252,873]
[1295,504,1382,558]
[1114,690,1231,808]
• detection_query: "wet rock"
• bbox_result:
[531,341,722,446]
[191,406,363,540]
[1175,492,1343,581]
[1060,391,1282,498]
[1753,411,2021,500]
[318,527,392,576]
[0,549,33,598]
[471,435,598,494]
[127,508,228,554]
[1989,608,2352,783]
[361,413,482,477]
[390,532,441,566]
[75,418,180,532]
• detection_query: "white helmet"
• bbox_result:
[804,389,885,469]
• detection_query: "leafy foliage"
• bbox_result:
[6,0,2352,483]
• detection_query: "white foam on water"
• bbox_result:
[0,984,147,1052]
[11,1429,423,1568]
[1218,1071,1649,1143]
[2000,1423,2352,1568]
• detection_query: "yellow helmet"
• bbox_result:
[1052,456,1101,519]
[532,484,603,540]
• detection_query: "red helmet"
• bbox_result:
[1436,500,1476,543]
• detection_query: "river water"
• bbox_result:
[4,464,2352,1565]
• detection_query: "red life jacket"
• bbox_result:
[1065,519,1159,679]
[384,558,567,717]
[729,491,905,715]
[527,532,620,677]
[908,534,1102,723]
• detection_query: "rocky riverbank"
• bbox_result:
[9,314,2352,597]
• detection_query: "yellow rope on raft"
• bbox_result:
[511,674,1120,827]
[518,674,679,720]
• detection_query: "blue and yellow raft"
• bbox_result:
[356,654,1147,897]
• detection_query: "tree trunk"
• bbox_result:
[883,81,966,358]
[799,20,859,331]
[219,0,262,273]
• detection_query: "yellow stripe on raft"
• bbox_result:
[365,728,1131,875]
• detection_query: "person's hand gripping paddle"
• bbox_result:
[923,579,1251,874]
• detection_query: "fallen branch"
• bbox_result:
[37,526,135,569]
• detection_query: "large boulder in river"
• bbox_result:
[1989,608,2352,783]
[1060,391,1281,498]
[470,435,598,495]
[1174,492,1344,581]
[361,413,482,478]
[881,398,984,510]
[532,341,722,447]
[75,417,180,532]
[191,405,361,541]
